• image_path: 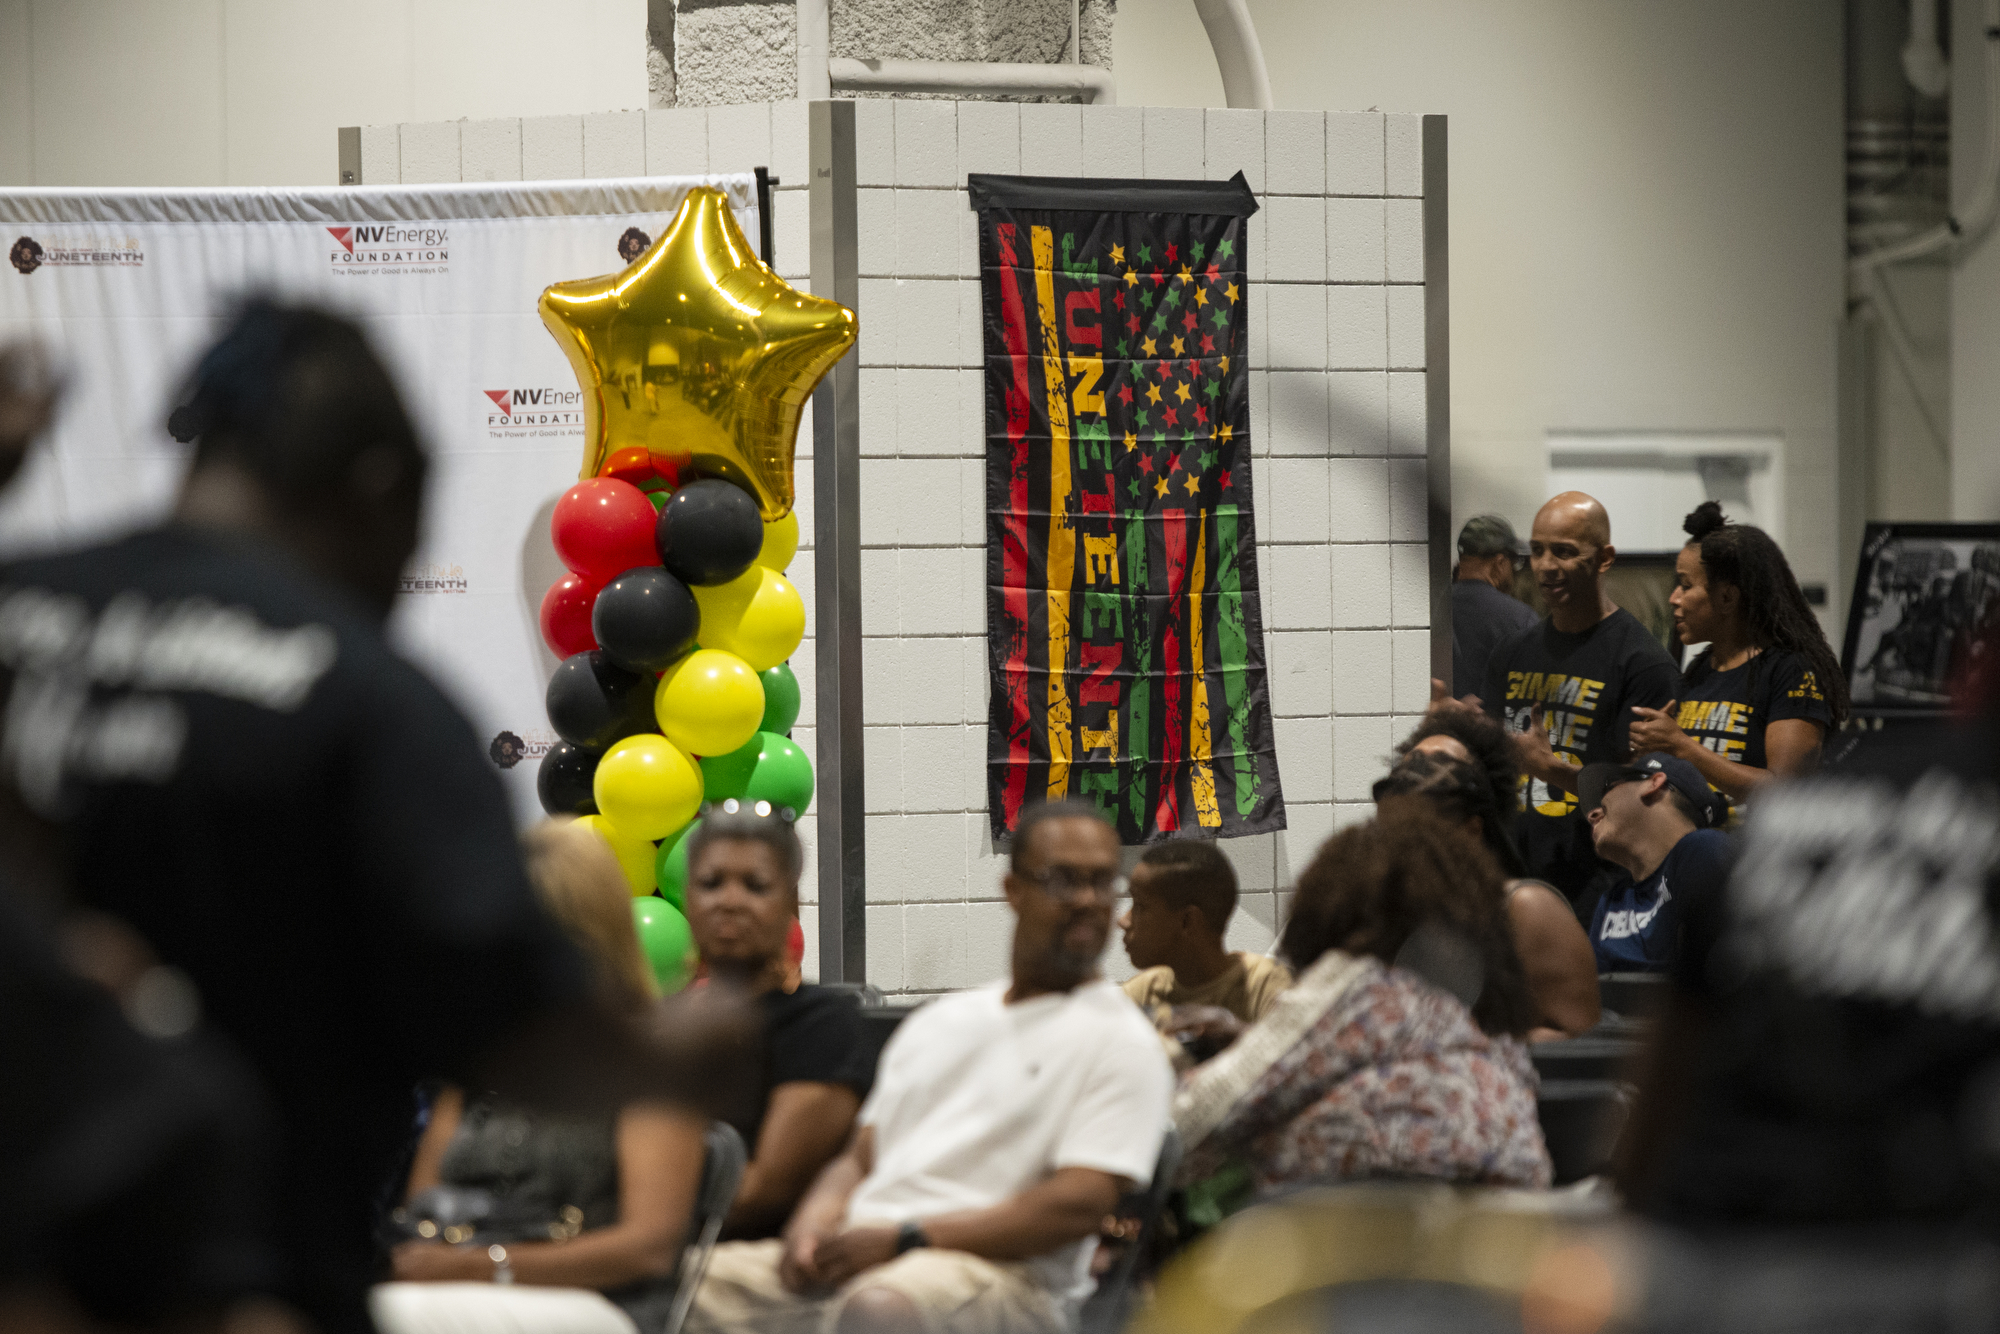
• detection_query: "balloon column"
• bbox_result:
[531,185,856,993]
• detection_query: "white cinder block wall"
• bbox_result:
[366,99,1435,998]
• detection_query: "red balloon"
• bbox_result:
[552,478,659,581]
[604,445,657,483]
[539,572,601,658]
[787,917,805,963]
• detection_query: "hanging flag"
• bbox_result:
[971,172,1286,843]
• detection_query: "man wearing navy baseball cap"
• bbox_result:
[1579,755,1733,973]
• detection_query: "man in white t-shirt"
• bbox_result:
[689,800,1173,1334]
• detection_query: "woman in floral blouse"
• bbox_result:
[1174,808,1551,1194]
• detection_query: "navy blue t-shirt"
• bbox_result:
[1589,828,1734,972]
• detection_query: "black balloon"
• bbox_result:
[592,566,699,672]
[537,741,600,816]
[655,478,764,586]
[545,650,655,751]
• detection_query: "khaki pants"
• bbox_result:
[686,1239,1067,1334]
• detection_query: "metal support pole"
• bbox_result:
[1422,116,1453,686]
[809,100,866,984]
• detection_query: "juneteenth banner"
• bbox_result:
[972,172,1285,843]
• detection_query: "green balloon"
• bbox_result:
[742,731,814,816]
[699,741,759,804]
[697,731,815,819]
[632,896,694,993]
[653,820,697,911]
[758,662,801,735]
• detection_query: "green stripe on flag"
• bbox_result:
[1125,507,1152,830]
[1216,504,1257,815]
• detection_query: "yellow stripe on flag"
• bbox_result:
[1032,225,1074,799]
[1190,513,1220,828]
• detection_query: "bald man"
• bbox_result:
[1463,493,1680,906]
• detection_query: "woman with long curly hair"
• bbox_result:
[1627,500,1847,800]
[1171,807,1551,1197]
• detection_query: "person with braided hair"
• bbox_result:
[1627,501,1846,801]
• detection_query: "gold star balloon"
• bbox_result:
[539,186,857,519]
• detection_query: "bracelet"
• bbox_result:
[894,1220,930,1256]
[488,1243,515,1285]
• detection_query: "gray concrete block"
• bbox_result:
[645,108,709,175]
[359,124,400,184]
[460,118,521,182]
[522,115,584,180]
[583,111,645,179]
[398,121,459,184]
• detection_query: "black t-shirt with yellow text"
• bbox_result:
[1482,608,1681,901]
[1675,647,1832,773]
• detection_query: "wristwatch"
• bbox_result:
[894,1220,930,1256]
[488,1243,515,1284]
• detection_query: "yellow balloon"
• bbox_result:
[655,649,766,757]
[538,187,858,520]
[691,566,806,672]
[592,734,704,842]
[575,813,660,896]
[757,510,800,572]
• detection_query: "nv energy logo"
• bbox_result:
[325,223,449,273]
[482,386,584,435]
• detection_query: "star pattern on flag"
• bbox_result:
[1097,219,1248,505]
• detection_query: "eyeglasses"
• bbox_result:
[1016,866,1128,905]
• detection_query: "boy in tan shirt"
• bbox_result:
[1119,841,1291,1030]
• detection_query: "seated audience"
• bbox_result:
[1119,840,1292,1031]
[1379,711,1602,1039]
[689,800,1172,1334]
[1580,756,1732,973]
[681,806,872,1240]
[371,820,707,1334]
[1626,500,1847,801]
[1173,808,1551,1195]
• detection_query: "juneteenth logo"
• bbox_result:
[488,728,559,769]
[482,386,584,433]
[398,561,468,595]
[325,224,449,271]
[10,235,144,274]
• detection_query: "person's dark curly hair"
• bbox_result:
[1680,501,1849,724]
[1277,806,1536,1038]
[1394,709,1518,818]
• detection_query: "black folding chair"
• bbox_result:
[1535,1078,1631,1185]
[663,1120,748,1334]
[1079,1126,1183,1334]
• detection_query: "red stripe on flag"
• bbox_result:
[1154,508,1189,833]
[997,223,1036,829]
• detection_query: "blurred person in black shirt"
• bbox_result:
[0,304,748,1334]
[681,806,872,1241]
[1606,616,2000,1329]
[1448,514,1537,699]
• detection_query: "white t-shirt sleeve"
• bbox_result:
[1052,1012,1174,1187]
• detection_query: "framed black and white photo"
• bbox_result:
[1842,522,2000,713]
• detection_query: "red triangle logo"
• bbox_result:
[326,226,353,253]
[484,389,512,415]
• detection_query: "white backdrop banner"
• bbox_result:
[0,174,761,824]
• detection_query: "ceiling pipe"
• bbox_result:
[795,0,1271,112]
[828,56,1115,103]
[1193,0,1275,110]
[1855,0,2000,271]
[1902,0,1950,99]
